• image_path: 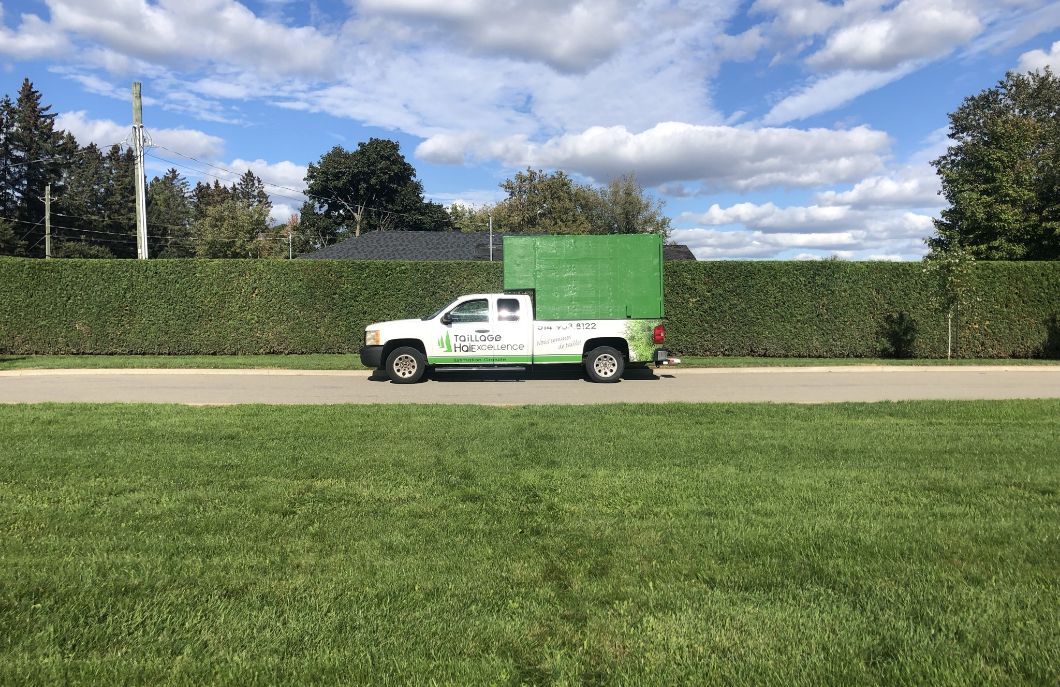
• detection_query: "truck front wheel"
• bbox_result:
[585,346,624,383]
[386,346,427,384]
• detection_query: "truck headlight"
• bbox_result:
[365,330,381,346]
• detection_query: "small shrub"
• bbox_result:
[880,312,918,358]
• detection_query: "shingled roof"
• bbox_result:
[298,231,696,261]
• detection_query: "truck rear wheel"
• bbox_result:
[585,346,624,383]
[386,346,427,384]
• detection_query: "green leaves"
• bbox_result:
[0,258,1056,358]
[931,69,1060,260]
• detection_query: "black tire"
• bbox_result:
[385,346,427,384]
[585,346,625,383]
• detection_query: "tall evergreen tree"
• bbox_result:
[100,144,138,258]
[192,180,233,220]
[233,170,270,211]
[9,79,63,256]
[148,168,194,257]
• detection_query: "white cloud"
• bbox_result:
[269,202,297,225]
[807,0,982,71]
[43,0,339,78]
[1017,40,1060,71]
[815,164,942,209]
[418,122,890,190]
[715,26,766,61]
[357,0,634,72]
[55,110,225,159]
[0,6,70,58]
[762,65,916,125]
[673,199,935,260]
[685,202,856,231]
[228,158,307,196]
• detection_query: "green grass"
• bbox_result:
[1,354,1057,371]
[1,402,1058,685]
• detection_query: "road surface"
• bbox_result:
[2,366,1059,405]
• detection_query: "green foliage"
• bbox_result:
[191,201,274,259]
[496,168,597,234]
[52,240,114,259]
[1,258,1057,357]
[591,173,671,238]
[880,312,918,359]
[302,139,451,240]
[662,260,1060,358]
[147,168,194,257]
[469,169,671,237]
[930,69,1060,259]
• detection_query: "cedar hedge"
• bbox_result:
[1,257,1057,357]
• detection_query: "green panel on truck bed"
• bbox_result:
[503,234,664,320]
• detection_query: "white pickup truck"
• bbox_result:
[359,292,675,383]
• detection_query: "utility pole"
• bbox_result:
[488,211,493,262]
[132,82,149,259]
[44,183,51,259]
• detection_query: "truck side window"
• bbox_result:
[497,298,521,322]
[448,299,489,324]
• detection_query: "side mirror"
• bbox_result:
[440,313,452,325]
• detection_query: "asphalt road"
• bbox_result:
[2,366,1060,405]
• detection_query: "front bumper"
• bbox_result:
[360,345,384,368]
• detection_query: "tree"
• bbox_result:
[496,168,595,234]
[459,168,672,237]
[590,173,671,239]
[303,138,451,240]
[929,69,1060,259]
[233,170,270,211]
[192,180,233,220]
[192,200,272,258]
[0,218,21,255]
[148,169,194,257]
[6,79,63,256]
[100,144,138,258]
[923,244,977,358]
[53,142,106,249]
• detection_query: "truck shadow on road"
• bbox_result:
[367,365,671,383]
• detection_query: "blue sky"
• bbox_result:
[1,0,1059,259]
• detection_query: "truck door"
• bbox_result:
[430,296,532,364]
[490,296,533,363]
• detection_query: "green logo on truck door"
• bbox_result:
[438,331,453,352]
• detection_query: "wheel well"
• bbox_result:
[583,337,629,359]
[382,339,426,361]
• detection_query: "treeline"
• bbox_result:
[0,79,291,258]
[0,77,672,260]
[448,168,670,238]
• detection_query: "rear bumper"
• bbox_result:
[653,348,681,366]
[360,346,384,368]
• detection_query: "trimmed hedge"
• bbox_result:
[1,258,1057,357]
[665,261,1060,358]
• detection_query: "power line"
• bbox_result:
[0,144,125,169]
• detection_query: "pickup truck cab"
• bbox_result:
[360,293,675,383]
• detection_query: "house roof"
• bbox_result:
[298,231,697,261]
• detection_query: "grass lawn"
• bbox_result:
[1,353,1057,371]
[1,401,1058,685]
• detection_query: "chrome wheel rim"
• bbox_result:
[594,354,618,378]
[393,354,418,378]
